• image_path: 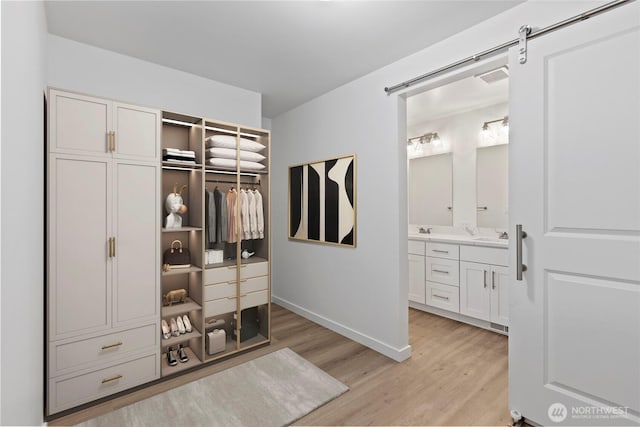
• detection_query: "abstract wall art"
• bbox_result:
[288,154,356,247]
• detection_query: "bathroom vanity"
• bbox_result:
[408,232,509,334]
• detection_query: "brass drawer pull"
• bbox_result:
[101,341,123,350]
[101,374,122,384]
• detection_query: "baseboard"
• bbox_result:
[272,295,411,362]
[408,301,508,336]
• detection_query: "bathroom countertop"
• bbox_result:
[408,233,509,249]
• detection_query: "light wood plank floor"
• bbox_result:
[50,305,510,426]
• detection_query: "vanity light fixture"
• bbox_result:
[407,132,441,147]
[480,116,509,138]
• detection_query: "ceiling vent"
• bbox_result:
[475,66,509,84]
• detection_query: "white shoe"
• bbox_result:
[170,317,180,337]
[161,319,171,340]
[176,316,186,334]
[182,315,192,333]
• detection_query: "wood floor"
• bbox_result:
[49,305,510,426]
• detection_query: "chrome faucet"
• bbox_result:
[418,227,432,234]
[498,231,508,239]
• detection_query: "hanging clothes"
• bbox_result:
[254,189,264,239]
[247,189,257,239]
[226,188,238,243]
[205,190,216,247]
[239,189,250,241]
[214,187,227,243]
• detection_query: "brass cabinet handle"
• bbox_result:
[108,237,113,258]
[101,374,123,384]
[112,237,116,257]
[484,270,488,288]
[111,131,116,152]
[101,341,123,350]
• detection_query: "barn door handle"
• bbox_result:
[516,224,528,281]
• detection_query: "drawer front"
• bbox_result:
[205,297,237,317]
[460,245,508,266]
[426,257,459,286]
[426,282,460,313]
[240,261,268,279]
[50,323,158,376]
[49,352,158,414]
[426,242,459,260]
[204,266,238,285]
[204,282,236,301]
[408,240,426,256]
[240,290,269,310]
[240,276,269,294]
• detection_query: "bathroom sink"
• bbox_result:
[473,237,503,242]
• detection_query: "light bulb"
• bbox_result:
[431,133,442,146]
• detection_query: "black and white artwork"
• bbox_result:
[289,154,356,247]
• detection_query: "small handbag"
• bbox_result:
[163,240,191,269]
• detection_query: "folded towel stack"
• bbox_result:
[163,148,196,164]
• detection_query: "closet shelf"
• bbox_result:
[162,162,203,171]
[161,328,203,349]
[204,339,237,362]
[161,346,201,377]
[162,226,202,233]
[162,265,202,276]
[204,167,268,177]
[161,298,201,318]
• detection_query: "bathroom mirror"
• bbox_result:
[476,144,508,229]
[408,153,453,226]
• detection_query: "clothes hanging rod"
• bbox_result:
[205,179,261,186]
[384,0,633,95]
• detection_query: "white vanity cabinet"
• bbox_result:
[408,240,426,304]
[425,242,460,313]
[459,246,509,327]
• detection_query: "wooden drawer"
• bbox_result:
[426,282,460,313]
[205,297,237,317]
[50,323,158,376]
[204,265,238,285]
[240,261,268,279]
[48,352,158,414]
[460,245,508,266]
[241,290,269,309]
[241,276,269,294]
[408,239,425,255]
[204,282,236,301]
[426,242,459,260]
[426,257,459,286]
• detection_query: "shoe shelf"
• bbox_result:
[161,298,201,318]
[161,346,201,377]
[204,338,237,362]
[162,265,202,276]
[161,328,202,349]
[239,333,269,349]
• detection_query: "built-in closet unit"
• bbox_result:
[46,88,271,416]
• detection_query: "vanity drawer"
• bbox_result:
[204,265,237,285]
[460,245,508,266]
[426,257,459,286]
[426,242,459,260]
[408,240,426,256]
[50,323,158,376]
[240,261,268,279]
[205,297,237,317]
[426,282,460,313]
[204,282,236,301]
[48,352,158,414]
[241,290,269,309]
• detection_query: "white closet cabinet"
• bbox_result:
[50,89,160,161]
[47,89,161,415]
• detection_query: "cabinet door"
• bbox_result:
[459,261,490,321]
[490,265,509,326]
[113,103,160,161]
[49,155,112,340]
[113,162,160,325]
[50,90,111,156]
[408,254,425,304]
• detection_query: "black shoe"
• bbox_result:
[167,347,177,366]
[178,344,189,363]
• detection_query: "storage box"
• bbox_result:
[206,250,224,265]
[207,329,226,355]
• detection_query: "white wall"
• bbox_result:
[408,102,508,228]
[48,35,262,127]
[271,1,604,362]
[0,1,48,425]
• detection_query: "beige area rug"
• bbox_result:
[75,348,348,427]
